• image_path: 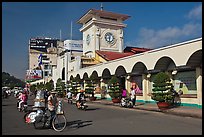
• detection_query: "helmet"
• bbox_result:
[80,90,85,92]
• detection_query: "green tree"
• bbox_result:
[30,84,37,93]
[45,79,54,91]
[2,72,26,88]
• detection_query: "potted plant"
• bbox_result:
[151,72,174,110]
[85,77,96,101]
[108,76,122,103]
[70,79,80,97]
[56,78,65,98]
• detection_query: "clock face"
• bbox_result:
[86,34,91,45]
[105,32,115,44]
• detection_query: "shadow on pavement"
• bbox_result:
[85,108,100,111]
[67,120,93,129]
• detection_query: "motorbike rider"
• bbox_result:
[18,88,28,111]
[66,90,72,104]
[76,90,85,109]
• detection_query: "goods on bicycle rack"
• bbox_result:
[24,109,44,124]
[33,109,50,129]
[24,100,67,132]
[34,90,45,108]
[24,90,46,124]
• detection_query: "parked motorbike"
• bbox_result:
[120,97,133,108]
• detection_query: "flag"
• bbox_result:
[38,53,42,66]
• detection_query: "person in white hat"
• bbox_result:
[47,90,58,128]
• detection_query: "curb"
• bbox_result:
[89,100,202,119]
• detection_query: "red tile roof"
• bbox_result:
[96,50,134,61]
[96,47,152,61]
[124,47,152,54]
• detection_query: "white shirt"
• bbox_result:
[48,94,57,111]
[75,93,81,101]
[67,92,72,99]
[130,90,136,99]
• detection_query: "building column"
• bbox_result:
[146,74,152,102]
[65,52,68,83]
[125,75,131,94]
[196,67,202,106]
[119,29,123,53]
[96,28,100,51]
[142,74,148,102]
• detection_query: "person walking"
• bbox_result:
[130,87,136,106]
[121,88,127,98]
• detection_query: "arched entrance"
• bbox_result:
[62,67,65,80]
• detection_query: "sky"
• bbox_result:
[2,2,202,80]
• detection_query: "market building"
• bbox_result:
[66,8,202,108]
[28,8,202,108]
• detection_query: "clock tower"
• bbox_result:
[77,8,130,58]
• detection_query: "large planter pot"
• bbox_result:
[89,97,97,101]
[157,102,171,110]
[112,98,121,103]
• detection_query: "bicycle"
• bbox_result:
[24,101,67,132]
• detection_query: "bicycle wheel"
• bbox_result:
[52,114,67,132]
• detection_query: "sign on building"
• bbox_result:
[29,38,59,53]
[25,69,42,80]
[64,40,83,52]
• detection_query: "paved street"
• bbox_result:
[2,95,202,135]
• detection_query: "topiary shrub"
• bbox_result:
[108,76,122,99]
[151,72,174,103]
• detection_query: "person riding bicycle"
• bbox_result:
[47,90,58,128]
[76,90,85,109]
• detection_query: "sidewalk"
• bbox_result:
[89,99,202,119]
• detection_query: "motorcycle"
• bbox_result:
[120,97,133,108]
[18,101,28,112]
[76,100,88,110]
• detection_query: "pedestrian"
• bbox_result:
[135,84,142,94]
[121,88,127,98]
[47,90,58,128]
[130,87,136,106]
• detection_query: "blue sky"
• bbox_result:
[2,2,202,79]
